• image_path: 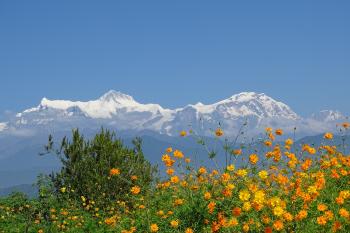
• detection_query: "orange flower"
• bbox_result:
[332,221,342,232]
[317,216,327,225]
[109,168,120,176]
[264,227,273,233]
[296,210,308,220]
[198,167,207,175]
[339,208,349,218]
[130,186,141,195]
[166,147,173,153]
[249,154,259,165]
[232,207,241,216]
[342,122,350,129]
[317,203,328,212]
[170,176,179,183]
[232,149,242,155]
[275,129,283,136]
[166,168,174,175]
[150,224,159,232]
[264,140,272,147]
[273,220,284,231]
[208,201,216,214]
[173,150,184,158]
[215,128,224,137]
[324,132,333,140]
[170,219,179,228]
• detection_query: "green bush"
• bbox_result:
[43,129,157,207]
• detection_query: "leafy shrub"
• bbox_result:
[43,129,157,207]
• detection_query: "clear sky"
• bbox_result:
[0,0,349,117]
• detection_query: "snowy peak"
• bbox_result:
[98,90,136,104]
[3,90,346,137]
[215,92,299,120]
[311,110,345,122]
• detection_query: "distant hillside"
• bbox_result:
[0,184,38,198]
[0,131,349,190]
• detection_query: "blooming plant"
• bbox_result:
[0,124,350,232]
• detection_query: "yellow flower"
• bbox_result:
[60,187,66,193]
[253,190,265,204]
[150,224,159,232]
[273,206,284,217]
[265,127,272,132]
[198,167,207,175]
[215,128,224,137]
[180,130,187,137]
[324,132,333,140]
[285,138,293,145]
[258,170,268,179]
[109,168,120,176]
[307,185,317,194]
[236,169,248,177]
[174,199,184,206]
[185,158,191,163]
[130,186,141,195]
[243,224,250,232]
[185,228,194,233]
[166,147,173,153]
[204,192,212,200]
[226,164,235,171]
[243,202,251,211]
[239,190,251,201]
[157,210,164,216]
[170,219,179,228]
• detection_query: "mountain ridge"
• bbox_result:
[1,90,347,137]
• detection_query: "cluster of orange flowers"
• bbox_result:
[120,124,350,232]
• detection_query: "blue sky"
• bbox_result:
[0,0,349,117]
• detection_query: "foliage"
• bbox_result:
[43,129,157,208]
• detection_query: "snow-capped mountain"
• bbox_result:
[0,90,347,137]
[311,110,344,122]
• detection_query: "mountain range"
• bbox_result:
[0,90,347,137]
[0,90,348,191]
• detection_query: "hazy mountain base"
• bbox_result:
[0,132,349,197]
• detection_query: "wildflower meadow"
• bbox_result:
[1,123,350,232]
